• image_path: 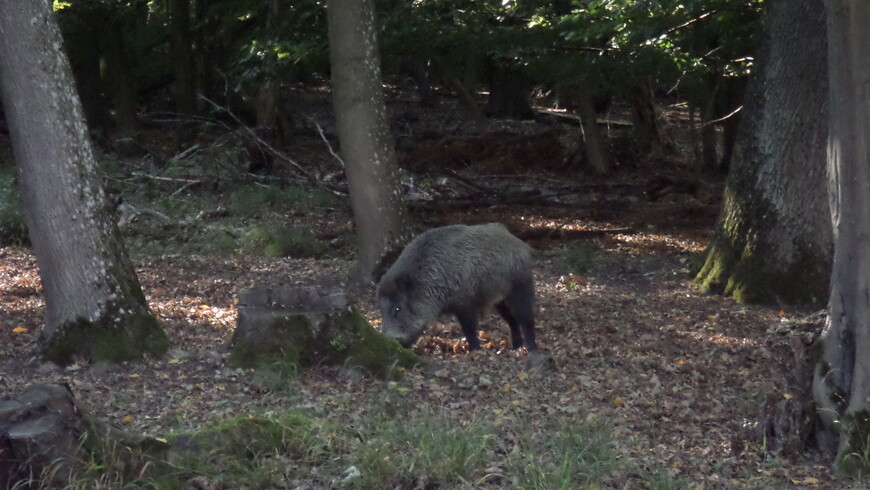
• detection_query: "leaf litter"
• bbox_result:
[0,205,846,488]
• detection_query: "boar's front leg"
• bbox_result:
[495,302,524,350]
[455,310,481,350]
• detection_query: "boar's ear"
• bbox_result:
[394,272,415,293]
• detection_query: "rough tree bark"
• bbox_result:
[0,0,169,365]
[327,0,412,281]
[812,0,870,473]
[694,0,831,306]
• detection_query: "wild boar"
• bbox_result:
[377,223,537,351]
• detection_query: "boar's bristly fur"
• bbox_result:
[376,223,537,351]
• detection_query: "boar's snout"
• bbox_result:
[379,298,423,347]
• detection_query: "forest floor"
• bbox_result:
[0,92,852,488]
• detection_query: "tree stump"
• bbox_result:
[231,285,421,378]
[0,383,166,487]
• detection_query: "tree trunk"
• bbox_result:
[0,0,169,365]
[700,72,720,171]
[485,60,534,120]
[102,14,139,150]
[169,0,197,114]
[629,81,674,158]
[576,90,612,175]
[327,0,412,281]
[812,0,870,473]
[718,76,746,171]
[60,4,109,130]
[694,0,831,306]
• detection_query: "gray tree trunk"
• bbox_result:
[694,0,832,306]
[812,0,870,473]
[102,13,138,145]
[326,0,412,281]
[169,0,197,114]
[0,0,168,365]
[576,91,612,175]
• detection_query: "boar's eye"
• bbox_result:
[392,306,401,315]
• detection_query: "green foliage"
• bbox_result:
[250,362,300,392]
[202,0,328,92]
[377,0,761,111]
[0,171,28,246]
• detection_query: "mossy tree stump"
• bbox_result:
[230,286,421,378]
[0,384,166,488]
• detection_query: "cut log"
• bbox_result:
[231,285,421,378]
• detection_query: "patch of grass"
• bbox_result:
[160,411,340,489]
[33,398,679,489]
[244,225,329,258]
[125,236,169,256]
[197,227,239,255]
[251,359,301,392]
[350,408,494,488]
[642,468,692,490]
[231,184,337,216]
[563,240,597,275]
[509,413,620,489]
[0,171,28,245]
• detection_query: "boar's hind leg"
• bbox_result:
[500,281,537,351]
[455,310,482,350]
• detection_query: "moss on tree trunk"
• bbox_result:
[695,197,830,305]
[42,306,169,366]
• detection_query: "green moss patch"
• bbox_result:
[695,236,829,306]
[229,308,421,380]
[42,310,168,366]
